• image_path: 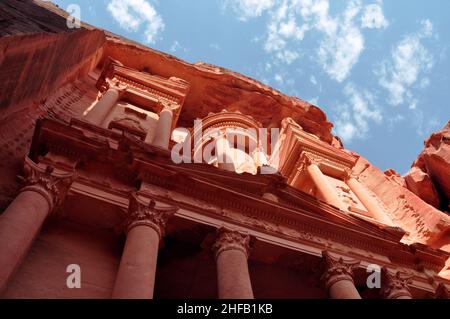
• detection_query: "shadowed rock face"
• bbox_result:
[405,121,450,212]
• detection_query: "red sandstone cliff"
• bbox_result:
[405,122,450,212]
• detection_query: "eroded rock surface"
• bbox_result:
[405,122,450,212]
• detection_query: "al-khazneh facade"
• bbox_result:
[0,0,449,299]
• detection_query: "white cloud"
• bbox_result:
[225,0,275,21]
[361,1,389,29]
[107,0,164,44]
[310,75,317,85]
[274,74,284,84]
[209,43,221,50]
[335,83,382,141]
[376,21,434,106]
[170,41,181,52]
[228,0,389,82]
[261,0,387,82]
[317,0,365,82]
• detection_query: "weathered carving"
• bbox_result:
[124,193,177,237]
[321,251,360,289]
[380,267,413,299]
[212,228,251,259]
[20,157,75,212]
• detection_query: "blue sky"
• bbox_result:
[51,0,449,174]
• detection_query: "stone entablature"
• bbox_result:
[25,117,450,297]
[97,57,190,113]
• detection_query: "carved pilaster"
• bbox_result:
[212,228,251,260]
[321,251,360,289]
[381,267,413,299]
[124,193,177,238]
[20,157,75,212]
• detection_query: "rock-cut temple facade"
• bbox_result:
[0,0,449,299]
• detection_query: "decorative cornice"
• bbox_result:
[20,157,75,212]
[124,192,177,237]
[212,227,251,260]
[380,267,413,299]
[321,251,360,289]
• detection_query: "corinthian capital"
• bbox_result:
[124,193,177,238]
[381,267,413,299]
[321,251,360,289]
[212,228,251,260]
[20,157,75,212]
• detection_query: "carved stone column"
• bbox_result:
[0,157,74,294]
[381,268,413,299]
[112,194,176,299]
[212,228,254,299]
[321,251,361,299]
[303,155,346,211]
[150,102,174,149]
[345,174,394,225]
[85,78,127,127]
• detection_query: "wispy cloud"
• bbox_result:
[375,20,434,107]
[334,83,382,141]
[224,0,275,21]
[228,0,389,82]
[361,0,389,29]
[107,0,164,44]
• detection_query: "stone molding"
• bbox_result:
[321,251,360,289]
[124,193,177,237]
[212,228,251,260]
[20,157,75,212]
[381,267,413,299]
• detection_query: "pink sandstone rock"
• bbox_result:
[405,167,440,208]
[406,121,450,212]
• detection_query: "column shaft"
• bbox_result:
[0,158,73,295]
[213,229,253,299]
[346,177,393,225]
[328,278,361,299]
[112,225,160,299]
[150,107,173,149]
[112,194,176,299]
[216,249,254,299]
[0,191,50,293]
[307,163,346,210]
[85,88,120,126]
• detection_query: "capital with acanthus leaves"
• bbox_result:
[124,193,177,238]
[20,157,75,212]
[212,228,251,260]
[380,267,413,299]
[321,251,360,289]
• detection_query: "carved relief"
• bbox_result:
[321,251,360,289]
[20,157,75,212]
[212,228,251,259]
[380,267,413,299]
[124,193,178,237]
